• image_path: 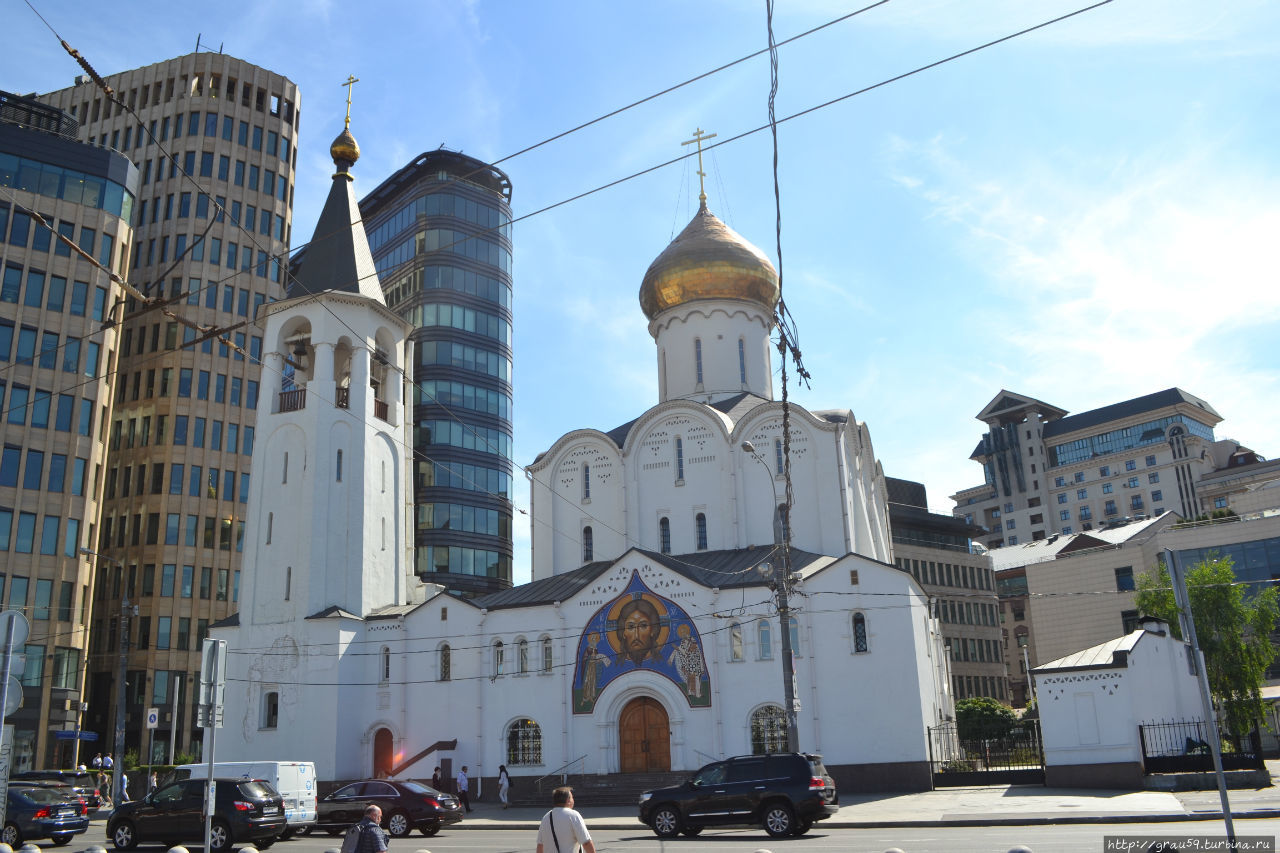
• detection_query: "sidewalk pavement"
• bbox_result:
[456,762,1280,830]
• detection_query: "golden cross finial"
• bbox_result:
[681,127,718,205]
[340,75,360,129]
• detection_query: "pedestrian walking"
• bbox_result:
[148,771,158,793]
[456,766,471,812]
[431,766,441,791]
[120,771,130,802]
[536,787,594,853]
[498,764,511,809]
[352,804,389,853]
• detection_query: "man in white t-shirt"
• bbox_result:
[535,787,594,853]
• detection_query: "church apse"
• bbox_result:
[572,571,709,713]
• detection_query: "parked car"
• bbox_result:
[312,779,463,838]
[3,783,91,846]
[638,752,839,839]
[105,777,285,852]
[10,769,103,811]
[170,761,317,838]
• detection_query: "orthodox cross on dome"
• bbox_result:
[340,74,360,129]
[681,127,718,205]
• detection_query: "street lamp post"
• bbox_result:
[741,441,800,753]
[82,548,132,804]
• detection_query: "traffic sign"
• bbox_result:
[146,707,160,729]
[3,678,21,716]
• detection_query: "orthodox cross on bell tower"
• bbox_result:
[340,74,360,129]
[681,127,718,205]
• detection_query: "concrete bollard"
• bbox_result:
[884,848,908,853]
[83,846,108,853]
[0,841,13,853]
[18,844,39,853]
[324,848,341,853]
[414,849,433,853]
[166,846,190,853]
[1009,847,1035,853]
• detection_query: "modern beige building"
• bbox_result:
[888,478,1005,703]
[39,53,299,763]
[994,511,1280,689]
[952,388,1234,551]
[0,90,135,769]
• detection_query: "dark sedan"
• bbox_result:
[106,777,285,852]
[3,784,91,846]
[313,780,462,838]
[10,770,103,811]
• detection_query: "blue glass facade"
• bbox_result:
[361,151,513,596]
[1049,415,1215,467]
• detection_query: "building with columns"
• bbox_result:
[214,129,950,795]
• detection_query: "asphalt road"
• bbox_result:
[46,818,1277,853]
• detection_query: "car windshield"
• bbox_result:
[237,780,276,798]
[401,781,434,794]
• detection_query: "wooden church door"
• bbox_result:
[618,697,670,773]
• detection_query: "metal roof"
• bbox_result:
[1042,388,1220,439]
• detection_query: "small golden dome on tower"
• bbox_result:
[330,127,361,169]
[639,202,779,322]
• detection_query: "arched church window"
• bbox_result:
[439,644,451,682]
[788,616,800,655]
[757,620,772,660]
[582,464,590,501]
[506,719,542,765]
[694,338,703,385]
[675,438,684,481]
[517,638,529,674]
[774,438,783,474]
[493,640,505,677]
[749,705,787,755]
[773,504,790,544]
[695,513,707,551]
[728,621,744,662]
[738,338,747,384]
[380,646,390,684]
[261,690,279,729]
[853,612,868,653]
[336,449,343,482]
[582,526,593,563]
[541,636,553,673]
[659,517,671,554]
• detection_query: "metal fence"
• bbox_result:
[1138,719,1265,773]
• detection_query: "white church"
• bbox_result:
[212,124,953,793]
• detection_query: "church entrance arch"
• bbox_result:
[373,727,393,778]
[618,696,670,773]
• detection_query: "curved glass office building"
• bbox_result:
[362,151,513,596]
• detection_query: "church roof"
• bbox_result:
[476,545,831,611]
[638,202,778,322]
[287,124,385,303]
[602,392,772,449]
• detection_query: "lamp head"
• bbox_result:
[741,440,757,454]
[756,561,774,580]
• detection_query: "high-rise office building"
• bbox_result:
[0,90,136,770]
[358,151,514,597]
[40,53,299,761]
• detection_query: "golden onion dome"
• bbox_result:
[330,127,361,169]
[639,201,779,321]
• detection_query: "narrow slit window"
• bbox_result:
[694,338,703,385]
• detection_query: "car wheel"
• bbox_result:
[651,806,681,839]
[210,818,233,853]
[793,818,812,836]
[681,826,703,837]
[386,810,411,838]
[51,834,73,846]
[258,837,276,849]
[111,820,139,851]
[762,801,795,838]
[422,822,440,838]
[1,823,21,847]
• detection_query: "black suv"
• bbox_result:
[106,777,285,851]
[639,753,838,839]
[10,770,103,811]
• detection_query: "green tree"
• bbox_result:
[955,696,1017,740]
[1135,554,1279,738]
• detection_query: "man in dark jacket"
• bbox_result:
[356,805,389,853]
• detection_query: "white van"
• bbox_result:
[174,761,317,837]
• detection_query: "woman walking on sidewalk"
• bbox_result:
[498,765,511,808]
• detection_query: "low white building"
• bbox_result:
[1034,619,1202,788]
[213,128,950,793]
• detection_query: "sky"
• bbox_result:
[4,0,1279,584]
